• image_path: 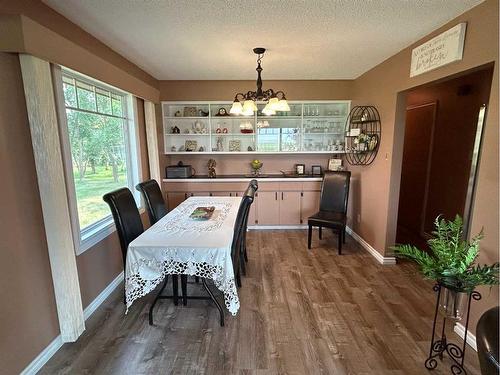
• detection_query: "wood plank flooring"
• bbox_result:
[41,230,481,374]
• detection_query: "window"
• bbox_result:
[61,71,140,252]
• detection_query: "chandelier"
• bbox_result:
[230,48,290,116]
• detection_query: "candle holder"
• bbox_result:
[424,283,481,375]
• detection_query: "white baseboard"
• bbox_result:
[248,225,307,230]
[20,271,124,375]
[346,226,397,265]
[83,271,124,320]
[454,322,478,351]
[20,336,64,375]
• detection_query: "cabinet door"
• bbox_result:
[279,191,301,225]
[167,192,187,210]
[256,191,280,225]
[248,195,257,226]
[301,191,321,223]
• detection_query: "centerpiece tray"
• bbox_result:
[189,206,215,220]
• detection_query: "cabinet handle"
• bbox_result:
[229,192,232,197]
[184,193,188,199]
[209,192,213,197]
[281,192,284,200]
[301,192,304,197]
[275,192,277,200]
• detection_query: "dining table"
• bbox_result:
[124,196,242,325]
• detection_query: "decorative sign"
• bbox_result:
[410,23,467,77]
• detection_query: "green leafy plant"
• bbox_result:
[392,215,499,292]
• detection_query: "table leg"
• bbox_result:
[181,275,188,306]
[172,275,179,306]
[149,276,168,326]
[202,278,224,327]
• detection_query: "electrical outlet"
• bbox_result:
[357,214,361,223]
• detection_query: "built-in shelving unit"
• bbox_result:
[162,101,351,154]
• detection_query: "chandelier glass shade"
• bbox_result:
[230,48,290,116]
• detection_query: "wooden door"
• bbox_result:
[301,191,321,224]
[396,102,436,248]
[279,191,301,225]
[256,191,280,225]
[167,192,187,210]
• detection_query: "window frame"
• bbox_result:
[57,67,143,255]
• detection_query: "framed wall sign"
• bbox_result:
[328,158,342,171]
[410,23,467,77]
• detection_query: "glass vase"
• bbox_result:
[439,286,468,321]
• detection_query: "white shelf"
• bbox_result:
[162,101,351,155]
[165,151,346,155]
[165,116,209,120]
[166,133,210,136]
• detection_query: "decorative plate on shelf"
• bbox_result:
[185,140,198,151]
[228,140,241,152]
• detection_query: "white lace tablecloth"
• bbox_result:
[125,196,241,315]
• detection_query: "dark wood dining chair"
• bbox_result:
[231,183,256,287]
[134,180,189,319]
[239,180,258,276]
[135,179,168,224]
[103,187,182,325]
[307,171,351,254]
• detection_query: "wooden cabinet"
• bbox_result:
[163,179,322,226]
[301,191,321,223]
[279,191,302,225]
[166,192,187,210]
[256,191,280,225]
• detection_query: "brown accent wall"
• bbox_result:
[0,2,160,101]
[0,53,152,372]
[0,52,59,375]
[350,0,498,333]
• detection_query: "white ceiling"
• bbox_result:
[42,0,483,80]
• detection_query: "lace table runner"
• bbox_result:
[125,197,241,315]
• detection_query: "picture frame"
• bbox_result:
[185,140,198,152]
[311,165,322,176]
[295,164,305,175]
[328,158,342,171]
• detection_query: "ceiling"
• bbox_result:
[42,0,483,80]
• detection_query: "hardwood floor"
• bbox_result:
[41,230,481,374]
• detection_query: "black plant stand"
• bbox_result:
[425,284,481,375]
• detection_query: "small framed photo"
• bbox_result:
[295,164,305,175]
[328,158,343,171]
[311,165,322,175]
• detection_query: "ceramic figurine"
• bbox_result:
[207,159,217,178]
[171,126,180,134]
[216,137,223,151]
[199,146,204,152]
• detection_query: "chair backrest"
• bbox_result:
[476,306,499,375]
[103,188,144,267]
[136,179,168,225]
[319,171,351,214]
[241,180,258,231]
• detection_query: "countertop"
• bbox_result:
[162,174,323,182]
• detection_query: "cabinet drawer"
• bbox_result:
[302,181,322,191]
[279,181,303,191]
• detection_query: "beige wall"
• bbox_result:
[0,0,159,101]
[350,0,498,333]
[0,52,60,375]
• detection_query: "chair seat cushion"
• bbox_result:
[308,211,346,228]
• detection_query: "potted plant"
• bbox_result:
[393,215,499,320]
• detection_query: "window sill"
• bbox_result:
[77,207,145,255]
